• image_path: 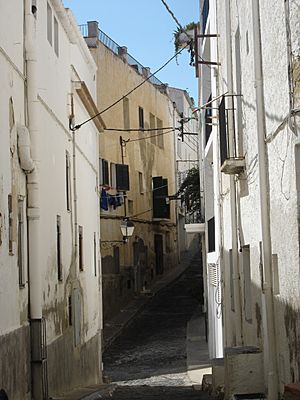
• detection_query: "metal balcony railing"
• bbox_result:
[79,25,164,87]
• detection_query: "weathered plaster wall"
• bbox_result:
[214,0,300,391]
[0,1,31,397]
[91,39,178,321]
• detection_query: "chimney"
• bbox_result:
[87,21,99,38]
[142,67,151,78]
[118,46,128,62]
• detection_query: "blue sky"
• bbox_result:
[63,0,199,103]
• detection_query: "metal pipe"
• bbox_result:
[25,0,42,322]
[225,0,243,346]
[252,0,279,397]
[172,102,181,261]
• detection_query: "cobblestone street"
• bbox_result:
[101,254,211,399]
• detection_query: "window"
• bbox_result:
[66,151,71,211]
[47,2,52,45]
[94,233,97,277]
[99,158,109,186]
[207,217,215,252]
[116,164,130,191]
[205,95,212,144]
[18,197,26,287]
[123,97,130,130]
[79,226,83,271]
[57,215,62,281]
[157,118,164,148]
[152,176,170,219]
[138,172,144,194]
[149,113,156,144]
[54,16,59,56]
[138,106,144,130]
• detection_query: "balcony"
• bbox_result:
[219,96,245,175]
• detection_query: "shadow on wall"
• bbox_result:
[0,390,8,400]
[221,248,300,394]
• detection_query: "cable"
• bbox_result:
[160,0,183,29]
[126,129,174,143]
[72,44,189,131]
[104,126,173,132]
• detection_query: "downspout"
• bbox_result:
[172,101,181,262]
[24,0,44,398]
[252,0,279,397]
[70,96,78,278]
[225,0,243,346]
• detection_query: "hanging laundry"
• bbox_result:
[100,188,108,211]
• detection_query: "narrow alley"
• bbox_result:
[101,253,212,400]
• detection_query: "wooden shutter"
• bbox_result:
[152,176,170,219]
[116,164,130,191]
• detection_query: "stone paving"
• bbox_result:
[99,253,213,400]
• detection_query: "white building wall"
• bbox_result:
[0,2,31,398]
[206,0,300,395]
[0,1,103,398]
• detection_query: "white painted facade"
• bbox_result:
[199,0,300,397]
[168,87,200,255]
[0,1,103,398]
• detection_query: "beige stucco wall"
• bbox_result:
[90,38,178,320]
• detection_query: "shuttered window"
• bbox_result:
[138,106,144,130]
[116,164,130,191]
[152,176,170,219]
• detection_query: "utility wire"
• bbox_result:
[104,126,173,132]
[160,0,183,29]
[126,129,174,143]
[72,44,189,131]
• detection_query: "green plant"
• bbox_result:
[173,22,197,54]
[177,167,201,213]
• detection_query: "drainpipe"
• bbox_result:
[252,0,278,397]
[225,0,243,346]
[25,0,44,398]
[172,101,181,262]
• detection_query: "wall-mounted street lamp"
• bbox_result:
[120,219,135,242]
[101,218,135,246]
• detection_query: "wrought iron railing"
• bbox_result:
[79,25,164,87]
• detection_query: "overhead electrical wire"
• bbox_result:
[125,129,174,143]
[104,126,173,132]
[160,0,183,29]
[71,44,189,131]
